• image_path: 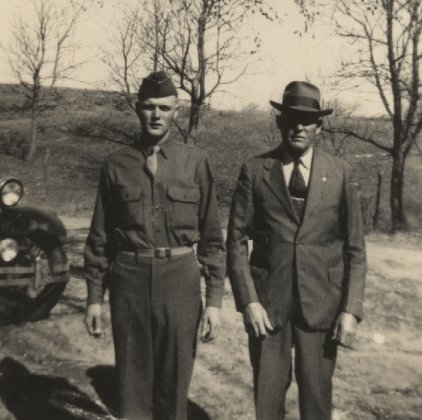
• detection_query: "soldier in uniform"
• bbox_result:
[84,71,226,420]
[227,81,366,419]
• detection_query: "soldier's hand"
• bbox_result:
[201,306,221,343]
[84,303,104,338]
[332,312,358,349]
[243,302,273,338]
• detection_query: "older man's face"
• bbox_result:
[280,111,321,156]
[137,95,178,140]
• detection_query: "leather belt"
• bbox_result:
[120,246,192,259]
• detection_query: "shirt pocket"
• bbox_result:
[113,187,144,227]
[167,185,200,230]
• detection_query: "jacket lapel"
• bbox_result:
[263,157,300,224]
[302,148,328,222]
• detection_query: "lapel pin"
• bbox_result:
[322,176,327,182]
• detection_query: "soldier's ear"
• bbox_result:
[135,101,141,116]
[173,100,180,121]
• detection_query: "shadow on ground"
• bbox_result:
[87,364,211,420]
[0,357,111,420]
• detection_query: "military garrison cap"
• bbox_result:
[138,71,178,100]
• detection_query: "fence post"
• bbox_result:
[373,171,382,230]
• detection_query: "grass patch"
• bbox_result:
[0,83,421,231]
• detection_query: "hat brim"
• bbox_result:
[269,100,333,116]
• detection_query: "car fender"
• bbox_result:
[0,206,67,243]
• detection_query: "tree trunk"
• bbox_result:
[25,103,39,161]
[373,171,382,230]
[390,151,407,232]
[25,75,41,161]
[153,0,159,72]
[188,99,201,136]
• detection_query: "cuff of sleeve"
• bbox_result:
[342,303,363,322]
[232,283,259,313]
[205,299,222,308]
[205,288,224,308]
[87,281,104,305]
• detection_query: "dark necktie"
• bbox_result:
[288,159,307,220]
[145,145,160,177]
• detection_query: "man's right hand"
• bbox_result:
[84,303,104,337]
[243,302,273,338]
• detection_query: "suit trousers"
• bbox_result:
[249,307,337,420]
[109,251,202,420]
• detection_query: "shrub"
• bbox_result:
[0,128,27,159]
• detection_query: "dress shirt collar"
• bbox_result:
[158,139,172,159]
[136,132,173,159]
[281,146,313,168]
[299,147,313,169]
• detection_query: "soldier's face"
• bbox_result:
[280,111,321,156]
[137,96,179,140]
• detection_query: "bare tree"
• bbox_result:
[143,0,281,139]
[101,9,146,113]
[104,0,311,143]
[5,0,85,161]
[326,0,422,232]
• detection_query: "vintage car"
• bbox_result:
[0,177,69,325]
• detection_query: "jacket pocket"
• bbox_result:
[328,265,344,287]
[167,185,200,229]
[113,187,144,226]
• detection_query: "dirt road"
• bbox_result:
[0,218,421,419]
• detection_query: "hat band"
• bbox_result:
[283,96,320,110]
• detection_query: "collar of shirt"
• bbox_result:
[281,147,313,186]
[136,134,173,159]
[281,146,313,166]
[299,147,313,169]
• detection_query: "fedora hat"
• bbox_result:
[269,81,333,116]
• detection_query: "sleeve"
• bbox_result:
[84,162,114,305]
[340,162,367,320]
[226,162,259,312]
[195,156,227,308]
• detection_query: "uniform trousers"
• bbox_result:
[109,251,202,420]
[249,304,337,420]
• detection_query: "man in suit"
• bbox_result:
[84,71,226,420]
[227,81,366,420]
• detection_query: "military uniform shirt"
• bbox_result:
[84,139,226,307]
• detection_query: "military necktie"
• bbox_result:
[145,145,160,177]
[288,159,307,220]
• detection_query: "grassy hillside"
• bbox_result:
[0,83,421,231]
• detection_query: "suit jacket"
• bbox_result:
[226,147,366,330]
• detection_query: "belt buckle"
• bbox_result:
[155,248,171,258]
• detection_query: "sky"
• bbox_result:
[0,0,386,116]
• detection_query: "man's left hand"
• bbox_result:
[332,312,358,349]
[201,306,221,343]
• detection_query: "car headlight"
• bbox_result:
[0,238,19,262]
[0,178,24,207]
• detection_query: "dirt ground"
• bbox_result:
[0,217,421,420]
